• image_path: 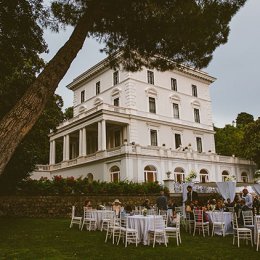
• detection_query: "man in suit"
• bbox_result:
[156,190,168,210]
[187,185,198,203]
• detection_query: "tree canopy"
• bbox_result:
[0,0,247,175]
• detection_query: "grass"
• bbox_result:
[0,217,259,260]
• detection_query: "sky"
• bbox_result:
[42,0,260,127]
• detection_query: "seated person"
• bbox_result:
[237,199,250,226]
[84,199,93,210]
[124,204,133,214]
[112,199,122,217]
[215,200,224,211]
[142,199,151,209]
[168,198,178,219]
[225,198,234,207]
[207,199,216,211]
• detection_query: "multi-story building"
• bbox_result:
[35,56,255,184]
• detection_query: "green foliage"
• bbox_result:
[240,119,260,167]
[214,124,244,157]
[236,112,254,128]
[51,0,246,71]
[15,176,168,196]
[63,106,74,120]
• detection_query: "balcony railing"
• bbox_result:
[41,144,254,172]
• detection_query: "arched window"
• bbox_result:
[222,170,229,182]
[110,166,120,183]
[174,167,185,183]
[87,173,93,183]
[199,169,209,183]
[241,172,248,183]
[144,165,157,183]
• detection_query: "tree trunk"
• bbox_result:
[0,13,90,175]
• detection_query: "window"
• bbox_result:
[144,165,157,182]
[241,172,248,183]
[114,130,121,147]
[110,166,120,183]
[80,90,85,103]
[175,134,182,149]
[199,169,208,183]
[96,81,100,95]
[149,97,156,113]
[174,167,185,184]
[173,103,180,119]
[147,70,154,85]
[222,171,229,182]
[196,137,202,153]
[113,71,119,85]
[171,78,177,91]
[114,97,119,106]
[194,108,200,123]
[192,84,197,97]
[150,130,158,146]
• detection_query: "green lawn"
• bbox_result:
[0,217,259,260]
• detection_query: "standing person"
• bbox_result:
[242,188,253,208]
[186,185,198,203]
[253,196,260,215]
[156,190,168,211]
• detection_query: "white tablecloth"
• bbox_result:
[128,215,163,245]
[90,210,114,230]
[206,211,233,235]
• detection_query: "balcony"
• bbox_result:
[36,145,254,172]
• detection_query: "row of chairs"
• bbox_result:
[104,213,181,247]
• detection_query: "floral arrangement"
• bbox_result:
[254,170,260,182]
[185,170,197,182]
[166,171,172,179]
[224,175,236,181]
[142,208,147,216]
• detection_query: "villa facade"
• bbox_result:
[34,57,255,184]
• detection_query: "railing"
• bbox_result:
[39,145,254,171]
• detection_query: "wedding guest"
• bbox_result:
[156,190,168,211]
[142,199,152,209]
[84,199,93,209]
[168,198,178,219]
[215,200,224,211]
[242,188,253,208]
[112,199,122,217]
[225,198,234,207]
[187,185,198,203]
[253,196,260,215]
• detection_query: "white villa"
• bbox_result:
[35,56,255,184]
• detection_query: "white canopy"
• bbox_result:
[252,184,260,195]
[216,181,236,201]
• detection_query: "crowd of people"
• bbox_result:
[83,187,260,224]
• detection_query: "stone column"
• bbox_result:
[101,119,106,151]
[65,135,70,160]
[98,121,102,151]
[63,136,66,161]
[49,140,56,165]
[82,127,87,156]
[79,129,83,156]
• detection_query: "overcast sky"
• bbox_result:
[42,0,260,127]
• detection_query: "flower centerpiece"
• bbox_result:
[142,208,147,216]
[185,170,197,182]
[224,175,236,181]
[254,170,260,183]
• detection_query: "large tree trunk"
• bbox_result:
[0,13,90,175]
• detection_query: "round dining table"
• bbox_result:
[127,215,163,245]
[89,210,114,230]
[206,211,233,235]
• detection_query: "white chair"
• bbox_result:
[256,215,260,251]
[211,211,225,237]
[232,213,253,248]
[193,209,209,237]
[105,216,121,244]
[147,209,156,215]
[165,213,182,246]
[242,211,254,229]
[185,211,194,234]
[148,216,167,248]
[159,210,168,227]
[81,208,97,231]
[175,206,185,226]
[117,216,138,247]
[69,206,82,229]
[101,211,114,231]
